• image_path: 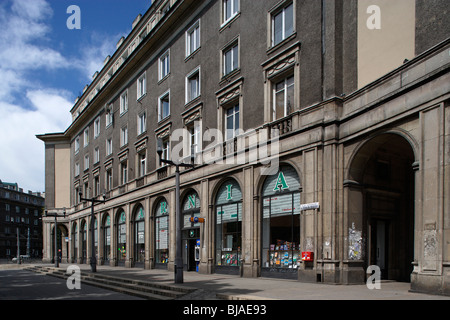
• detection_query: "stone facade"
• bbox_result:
[37,0,450,295]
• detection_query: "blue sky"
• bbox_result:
[0,0,151,193]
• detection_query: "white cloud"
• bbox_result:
[0,90,72,192]
[0,0,129,192]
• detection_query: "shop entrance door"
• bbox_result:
[182,228,199,271]
[370,219,389,279]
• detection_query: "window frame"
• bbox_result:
[106,138,113,156]
[185,66,201,103]
[186,19,200,58]
[222,39,239,77]
[159,50,170,81]
[273,74,295,120]
[137,72,147,99]
[222,0,240,25]
[158,90,170,122]
[120,125,128,147]
[120,90,128,115]
[94,117,100,138]
[137,112,147,136]
[270,1,295,48]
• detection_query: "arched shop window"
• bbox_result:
[215,179,242,268]
[182,191,201,229]
[103,215,111,262]
[93,218,98,256]
[134,206,145,264]
[155,199,169,265]
[262,165,301,271]
[117,210,127,262]
[81,220,87,263]
[72,223,78,261]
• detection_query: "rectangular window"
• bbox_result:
[106,169,113,191]
[272,2,294,46]
[186,20,200,57]
[158,91,170,121]
[84,128,89,147]
[84,154,90,171]
[94,117,100,138]
[186,67,200,103]
[121,162,128,185]
[159,50,170,80]
[138,112,146,136]
[137,72,146,99]
[225,103,240,140]
[106,105,113,127]
[223,0,239,23]
[139,153,146,177]
[94,176,100,197]
[106,138,113,156]
[75,136,80,154]
[223,42,239,76]
[94,147,100,164]
[120,90,128,114]
[189,123,201,155]
[120,125,128,147]
[161,139,170,167]
[75,162,80,177]
[274,75,294,120]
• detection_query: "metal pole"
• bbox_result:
[174,165,183,284]
[90,201,97,273]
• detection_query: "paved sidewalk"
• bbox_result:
[28,263,448,300]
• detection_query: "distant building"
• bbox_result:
[37,0,450,295]
[0,180,45,260]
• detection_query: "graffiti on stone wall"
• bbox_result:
[348,223,363,260]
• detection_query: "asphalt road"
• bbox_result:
[0,269,144,300]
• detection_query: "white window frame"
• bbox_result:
[273,74,294,120]
[222,40,239,76]
[186,19,200,57]
[121,161,128,185]
[222,0,239,25]
[271,1,294,47]
[75,136,80,154]
[120,90,128,115]
[94,117,100,138]
[139,153,146,177]
[84,154,90,171]
[185,66,201,103]
[188,122,201,155]
[84,127,89,147]
[161,139,170,167]
[120,125,128,147]
[106,169,113,191]
[94,147,100,164]
[158,90,170,121]
[159,50,170,80]
[137,72,146,99]
[225,103,240,140]
[106,138,113,156]
[75,162,80,177]
[137,112,146,136]
[106,105,113,128]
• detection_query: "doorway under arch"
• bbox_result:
[348,133,416,282]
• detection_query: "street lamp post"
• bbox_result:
[157,138,195,284]
[79,190,106,273]
[45,208,66,268]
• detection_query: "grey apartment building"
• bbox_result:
[0,181,44,260]
[37,0,450,295]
